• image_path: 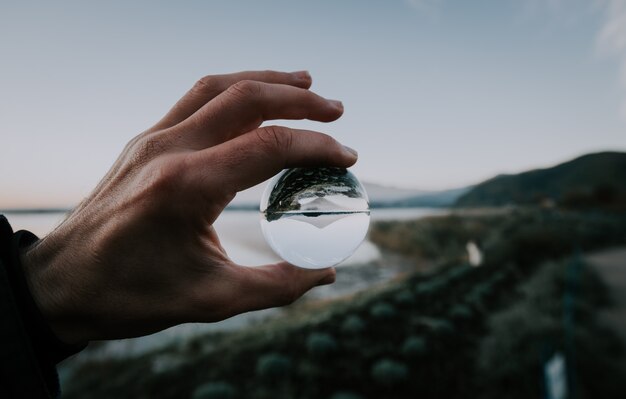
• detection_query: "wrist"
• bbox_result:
[20,233,91,346]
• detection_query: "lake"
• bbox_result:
[5,208,448,361]
[5,207,448,267]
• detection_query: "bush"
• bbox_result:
[341,315,366,335]
[430,319,455,335]
[449,304,473,321]
[394,289,415,305]
[371,359,409,386]
[478,260,625,398]
[191,381,237,399]
[256,353,291,380]
[369,215,487,262]
[465,282,494,309]
[446,265,473,282]
[370,302,397,319]
[401,336,427,358]
[306,332,338,357]
[328,392,365,399]
[414,278,446,296]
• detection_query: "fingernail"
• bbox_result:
[342,145,358,158]
[292,70,311,80]
[328,99,343,111]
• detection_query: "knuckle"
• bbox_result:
[255,126,293,153]
[227,79,262,100]
[193,75,218,93]
[121,134,142,156]
[131,134,169,166]
[146,155,186,195]
[319,132,338,148]
[189,75,224,101]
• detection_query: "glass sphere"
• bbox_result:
[260,167,370,269]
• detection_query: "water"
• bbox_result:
[4,207,444,360]
[261,211,371,269]
[260,167,371,268]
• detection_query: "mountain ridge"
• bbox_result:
[455,151,626,207]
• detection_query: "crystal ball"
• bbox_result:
[260,167,370,269]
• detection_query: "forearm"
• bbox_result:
[0,216,86,398]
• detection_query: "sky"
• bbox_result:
[1,0,625,208]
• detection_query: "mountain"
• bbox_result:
[455,152,626,207]
[369,186,471,208]
[361,182,427,203]
[229,181,466,209]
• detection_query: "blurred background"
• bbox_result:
[2,1,626,398]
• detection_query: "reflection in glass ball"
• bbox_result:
[260,167,370,269]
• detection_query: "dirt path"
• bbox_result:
[586,247,626,345]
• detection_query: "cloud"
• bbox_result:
[404,0,626,120]
[531,0,626,120]
[598,1,626,69]
[597,0,626,119]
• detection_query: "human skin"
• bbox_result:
[19,70,357,345]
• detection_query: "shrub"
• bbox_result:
[465,282,494,309]
[446,265,473,281]
[430,319,455,335]
[306,332,338,357]
[370,302,397,319]
[477,260,625,398]
[449,304,473,321]
[414,278,446,296]
[401,336,427,358]
[371,359,409,386]
[191,381,237,399]
[465,291,485,310]
[256,353,291,379]
[329,392,365,399]
[341,315,366,335]
[394,289,415,305]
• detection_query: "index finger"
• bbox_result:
[190,126,358,194]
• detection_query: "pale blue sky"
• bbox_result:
[1,0,625,208]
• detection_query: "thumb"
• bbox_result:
[225,262,336,316]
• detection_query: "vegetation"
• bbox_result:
[191,382,237,399]
[370,359,409,386]
[401,336,427,358]
[455,152,626,208]
[256,353,292,380]
[306,333,338,357]
[370,208,626,265]
[477,259,625,398]
[61,208,626,399]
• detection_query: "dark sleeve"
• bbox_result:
[0,215,86,398]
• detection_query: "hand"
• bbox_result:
[20,70,357,345]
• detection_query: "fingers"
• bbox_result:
[151,70,313,131]
[224,263,336,316]
[175,81,344,149]
[190,126,358,194]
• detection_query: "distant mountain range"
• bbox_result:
[368,186,471,208]
[6,152,623,213]
[228,181,470,210]
[455,151,626,207]
[0,182,469,213]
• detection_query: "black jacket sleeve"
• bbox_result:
[0,215,85,398]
